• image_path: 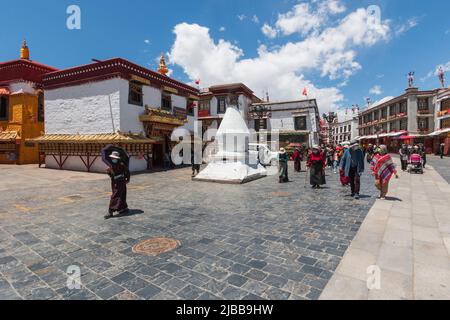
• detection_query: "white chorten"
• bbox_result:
[194,107,267,184]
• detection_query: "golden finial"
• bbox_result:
[157,52,169,76]
[20,39,30,60]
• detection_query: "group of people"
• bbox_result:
[278,140,399,200]
[398,144,427,171]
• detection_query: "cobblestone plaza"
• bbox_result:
[0,163,378,300]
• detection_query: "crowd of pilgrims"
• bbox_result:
[278,139,399,200]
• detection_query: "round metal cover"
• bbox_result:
[132,237,180,256]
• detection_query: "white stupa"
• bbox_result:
[194,107,267,184]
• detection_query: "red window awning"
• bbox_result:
[0,87,10,95]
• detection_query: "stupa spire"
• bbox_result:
[20,39,30,60]
[157,52,169,76]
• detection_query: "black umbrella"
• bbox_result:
[101,145,130,168]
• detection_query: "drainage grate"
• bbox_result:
[132,237,181,256]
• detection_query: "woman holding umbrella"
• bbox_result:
[105,150,130,219]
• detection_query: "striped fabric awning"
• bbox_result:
[0,87,10,95]
[0,131,18,142]
[27,132,156,144]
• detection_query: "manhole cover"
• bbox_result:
[304,232,320,239]
[132,237,180,256]
[269,191,292,197]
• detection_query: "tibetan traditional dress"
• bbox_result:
[308,152,326,186]
[107,163,130,212]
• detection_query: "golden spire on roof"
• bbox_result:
[157,52,169,76]
[20,39,30,60]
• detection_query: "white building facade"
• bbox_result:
[39,58,199,172]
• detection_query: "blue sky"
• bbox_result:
[1,0,449,115]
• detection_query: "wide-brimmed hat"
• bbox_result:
[279,148,286,153]
[349,139,359,147]
[109,151,121,159]
[312,145,319,150]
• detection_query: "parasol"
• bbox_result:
[101,145,130,168]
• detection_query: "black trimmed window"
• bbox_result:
[0,96,8,120]
[418,98,429,111]
[128,81,143,106]
[418,118,429,129]
[161,92,172,111]
[294,116,307,131]
[217,96,226,114]
[38,93,44,122]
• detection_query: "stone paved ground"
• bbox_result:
[0,163,377,300]
[426,155,450,184]
[320,158,450,300]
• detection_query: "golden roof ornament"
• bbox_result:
[157,52,169,76]
[20,39,30,60]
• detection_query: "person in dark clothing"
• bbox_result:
[399,144,409,171]
[340,140,365,199]
[191,145,201,177]
[105,151,130,219]
[418,144,426,168]
[307,145,326,189]
[292,148,302,172]
[440,143,445,159]
[278,148,289,183]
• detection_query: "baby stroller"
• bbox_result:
[407,153,424,174]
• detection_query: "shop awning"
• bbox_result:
[0,87,10,95]
[27,132,156,144]
[428,128,450,136]
[0,131,18,142]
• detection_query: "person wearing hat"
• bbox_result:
[307,145,326,189]
[278,148,289,183]
[105,151,130,219]
[340,139,365,199]
[372,145,398,200]
[399,144,409,171]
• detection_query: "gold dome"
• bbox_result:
[20,40,30,60]
[157,53,169,76]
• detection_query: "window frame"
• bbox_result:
[161,92,172,111]
[0,96,8,121]
[217,96,227,114]
[294,116,307,131]
[128,81,144,106]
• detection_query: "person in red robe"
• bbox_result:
[307,145,326,189]
[292,148,302,172]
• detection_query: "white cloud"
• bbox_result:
[261,24,278,39]
[169,4,390,113]
[237,14,246,21]
[370,85,382,95]
[395,17,419,36]
[219,26,226,32]
[144,39,151,44]
[421,61,450,82]
[252,15,260,24]
[263,0,346,38]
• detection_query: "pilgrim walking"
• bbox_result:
[278,148,289,183]
[307,145,326,189]
[399,144,409,171]
[340,140,365,199]
[105,151,130,219]
[371,145,399,200]
[293,147,302,172]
